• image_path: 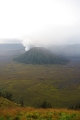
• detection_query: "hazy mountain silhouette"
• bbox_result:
[14,47,68,64]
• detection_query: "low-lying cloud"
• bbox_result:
[0,0,80,49]
[22,23,80,50]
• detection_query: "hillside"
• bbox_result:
[14,47,68,64]
[0,97,80,120]
[0,107,80,120]
[0,97,18,108]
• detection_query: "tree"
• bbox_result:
[3,91,13,101]
[0,91,13,101]
[20,99,24,107]
[39,100,52,108]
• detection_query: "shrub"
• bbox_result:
[39,100,52,108]
[0,91,13,101]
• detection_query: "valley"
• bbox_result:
[0,44,80,120]
[0,44,80,108]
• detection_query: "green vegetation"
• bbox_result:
[0,44,80,119]
[0,98,80,120]
[38,100,52,108]
[0,105,80,120]
[0,97,18,108]
[14,47,68,64]
[0,61,80,108]
[0,91,13,101]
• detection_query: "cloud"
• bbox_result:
[22,22,80,50]
[20,0,80,50]
[0,39,22,44]
[0,0,80,48]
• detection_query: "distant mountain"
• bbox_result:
[48,44,80,62]
[0,44,25,63]
[0,43,25,51]
[49,44,80,58]
[14,47,68,64]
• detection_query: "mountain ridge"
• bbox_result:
[14,47,68,64]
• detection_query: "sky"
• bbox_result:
[0,0,80,49]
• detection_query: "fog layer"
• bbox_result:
[0,0,80,49]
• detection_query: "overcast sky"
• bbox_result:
[0,0,80,48]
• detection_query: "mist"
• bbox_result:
[0,0,80,49]
[22,23,80,51]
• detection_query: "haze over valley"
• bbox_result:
[0,0,80,119]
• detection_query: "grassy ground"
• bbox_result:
[0,97,18,108]
[0,61,80,108]
[0,97,80,120]
[0,107,80,120]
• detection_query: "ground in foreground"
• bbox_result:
[0,98,80,120]
[0,107,80,120]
